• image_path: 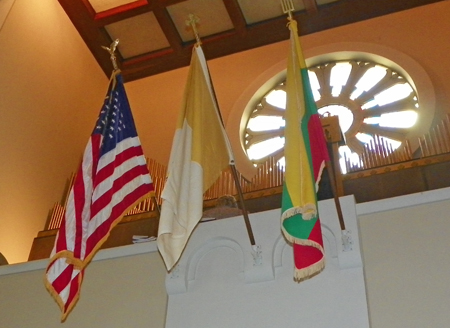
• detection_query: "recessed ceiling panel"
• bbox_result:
[167,0,233,42]
[105,12,170,59]
[237,0,305,24]
[88,0,141,12]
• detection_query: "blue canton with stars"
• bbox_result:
[93,74,138,156]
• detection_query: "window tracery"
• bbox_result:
[243,59,419,173]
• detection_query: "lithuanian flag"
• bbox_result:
[281,19,330,281]
[157,44,233,271]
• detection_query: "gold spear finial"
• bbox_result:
[102,39,120,71]
[281,0,295,20]
[186,14,201,46]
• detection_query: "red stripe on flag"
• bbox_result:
[93,145,145,189]
[308,114,329,181]
[73,166,87,260]
[90,135,101,182]
[51,263,74,294]
[85,183,151,254]
[64,270,82,314]
[293,243,324,274]
[309,219,324,246]
[90,164,150,218]
[292,221,324,275]
[55,222,67,252]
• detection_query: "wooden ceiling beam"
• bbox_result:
[152,1,183,51]
[93,1,152,25]
[223,0,248,32]
[302,0,318,15]
[59,0,116,75]
[59,0,447,82]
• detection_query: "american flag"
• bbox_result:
[44,72,154,321]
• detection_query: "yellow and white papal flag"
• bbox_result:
[157,44,233,271]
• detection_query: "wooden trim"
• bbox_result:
[343,152,450,181]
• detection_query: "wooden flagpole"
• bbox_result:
[320,116,347,231]
[325,160,346,231]
[230,164,256,245]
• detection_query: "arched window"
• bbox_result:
[243,59,421,173]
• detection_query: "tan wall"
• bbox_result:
[0,246,167,327]
[1,0,450,264]
[0,0,107,263]
[359,198,450,327]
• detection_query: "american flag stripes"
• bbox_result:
[44,72,154,320]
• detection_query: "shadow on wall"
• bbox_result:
[0,253,8,265]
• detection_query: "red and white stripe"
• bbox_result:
[45,133,152,320]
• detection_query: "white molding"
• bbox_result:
[356,186,450,216]
[0,240,158,276]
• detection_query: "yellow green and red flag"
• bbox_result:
[281,19,330,281]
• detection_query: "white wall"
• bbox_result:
[357,188,450,328]
[164,188,450,328]
[165,196,370,328]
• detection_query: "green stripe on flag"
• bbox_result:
[282,185,318,240]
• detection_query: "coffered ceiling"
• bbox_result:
[58,0,445,82]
